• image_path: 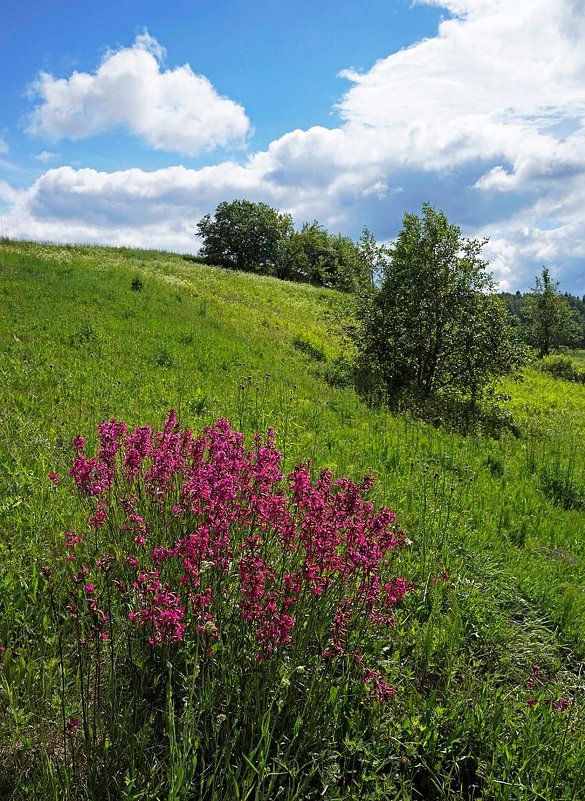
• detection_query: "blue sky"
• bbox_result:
[1,0,585,293]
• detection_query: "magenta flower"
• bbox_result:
[65,717,80,735]
[64,411,412,698]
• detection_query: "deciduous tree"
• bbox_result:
[196,199,293,273]
[353,204,521,406]
[521,267,581,357]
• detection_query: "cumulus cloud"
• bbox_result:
[3,163,276,252]
[6,3,585,292]
[26,31,251,155]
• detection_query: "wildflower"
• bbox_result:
[65,717,80,735]
[553,698,570,712]
[72,435,86,452]
[72,566,90,584]
[96,554,114,571]
[363,668,396,702]
[431,570,451,584]
[65,530,83,550]
[64,412,412,687]
[48,471,60,486]
[526,665,541,689]
[88,502,108,529]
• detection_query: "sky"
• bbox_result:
[1,0,585,293]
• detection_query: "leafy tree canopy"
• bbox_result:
[353,203,523,409]
[195,200,372,291]
[196,199,293,274]
[521,267,582,356]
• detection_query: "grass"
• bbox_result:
[1,239,584,799]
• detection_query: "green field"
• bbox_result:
[1,239,584,800]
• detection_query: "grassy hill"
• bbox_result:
[1,239,584,799]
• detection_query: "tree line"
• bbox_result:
[196,199,373,292]
[195,199,583,432]
[500,277,585,354]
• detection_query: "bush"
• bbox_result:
[538,354,585,383]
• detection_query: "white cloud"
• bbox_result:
[337,0,585,171]
[6,3,585,292]
[26,31,251,155]
[35,150,57,163]
[0,136,8,155]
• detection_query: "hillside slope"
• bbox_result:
[1,240,584,799]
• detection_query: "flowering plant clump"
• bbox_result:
[62,412,411,682]
[49,411,414,795]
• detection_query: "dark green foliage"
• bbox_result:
[196,199,293,273]
[196,200,372,291]
[280,221,370,290]
[522,268,582,356]
[323,355,354,388]
[131,276,144,291]
[353,204,523,418]
[539,354,585,383]
[540,461,585,511]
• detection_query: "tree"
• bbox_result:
[196,199,293,273]
[353,204,521,404]
[196,200,372,291]
[280,222,370,290]
[521,268,581,356]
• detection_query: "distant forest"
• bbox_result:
[499,291,585,347]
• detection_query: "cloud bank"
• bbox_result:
[5,4,585,292]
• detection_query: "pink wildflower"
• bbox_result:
[65,717,80,735]
[65,530,83,550]
[72,435,86,452]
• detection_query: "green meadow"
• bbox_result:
[1,239,584,800]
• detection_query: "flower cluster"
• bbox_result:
[525,665,571,712]
[61,412,412,699]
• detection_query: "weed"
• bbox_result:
[155,347,175,368]
[540,462,585,511]
[68,323,98,348]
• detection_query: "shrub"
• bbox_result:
[352,204,523,414]
[538,354,585,383]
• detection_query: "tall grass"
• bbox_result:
[1,240,584,798]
